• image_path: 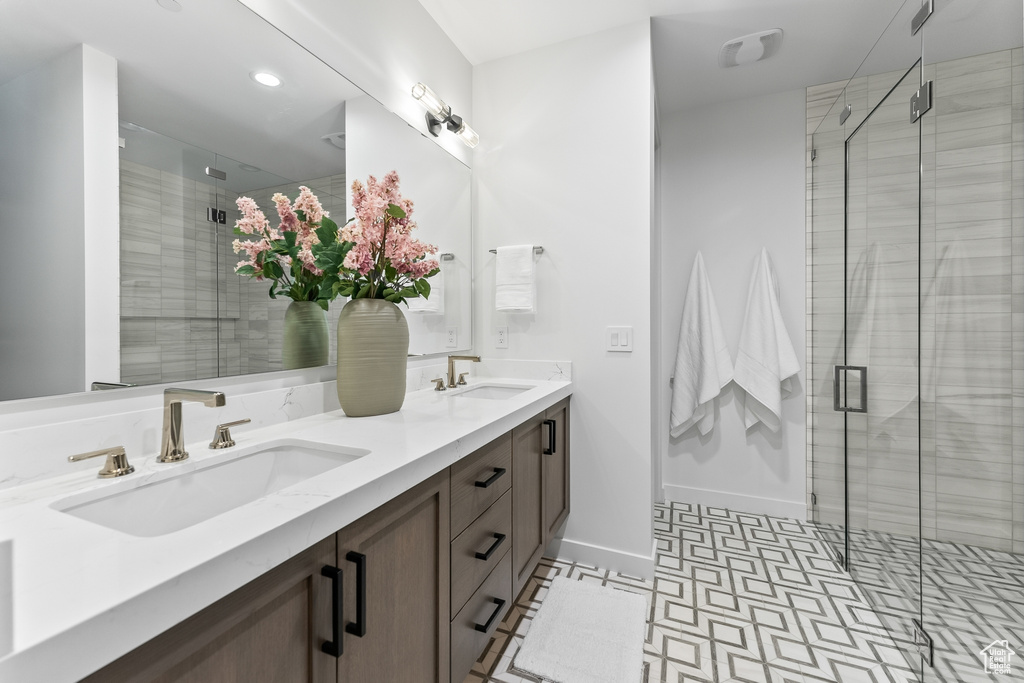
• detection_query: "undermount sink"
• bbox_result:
[453,384,531,400]
[52,439,369,537]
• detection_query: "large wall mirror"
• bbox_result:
[0,0,472,403]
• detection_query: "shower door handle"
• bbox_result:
[833,365,867,413]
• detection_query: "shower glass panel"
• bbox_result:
[810,91,850,563]
[810,0,1024,680]
[844,62,923,681]
[917,1,1024,679]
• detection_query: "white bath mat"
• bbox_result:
[513,577,647,683]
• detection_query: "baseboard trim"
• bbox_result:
[663,484,807,520]
[546,536,656,581]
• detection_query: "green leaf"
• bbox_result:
[264,260,284,280]
[386,203,406,219]
[414,279,431,298]
[384,264,397,281]
[385,293,402,303]
[235,265,256,276]
[356,283,371,299]
[283,231,298,248]
[295,209,307,223]
[425,267,440,278]
[315,223,337,246]
[399,287,418,298]
[269,283,278,299]
[316,299,329,312]
[233,227,245,236]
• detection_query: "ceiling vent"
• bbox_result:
[718,29,783,68]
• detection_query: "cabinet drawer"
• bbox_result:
[450,551,513,683]
[450,433,512,538]
[451,489,511,615]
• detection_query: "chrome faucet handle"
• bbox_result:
[210,418,251,449]
[68,446,135,479]
[431,377,447,391]
[457,372,470,386]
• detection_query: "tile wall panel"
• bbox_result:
[807,49,1023,553]
[120,163,347,385]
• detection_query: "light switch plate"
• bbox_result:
[446,327,458,348]
[607,326,633,352]
[495,326,508,349]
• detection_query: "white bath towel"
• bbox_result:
[406,254,444,314]
[495,245,535,312]
[733,248,799,433]
[670,253,734,437]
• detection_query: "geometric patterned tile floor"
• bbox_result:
[840,527,1024,683]
[462,502,919,683]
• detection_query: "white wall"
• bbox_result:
[0,45,119,400]
[659,88,807,519]
[81,45,121,390]
[345,95,472,353]
[239,0,473,167]
[473,22,655,578]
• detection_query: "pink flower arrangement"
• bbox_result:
[232,186,345,308]
[333,171,440,303]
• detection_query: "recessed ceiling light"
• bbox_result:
[156,0,182,12]
[251,72,282,87]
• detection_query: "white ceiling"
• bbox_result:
[417,0,1023,116]
[0,0,366,190]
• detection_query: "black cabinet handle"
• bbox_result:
[345,551,367,637]
[320,565,343,658]
[543,419,556,455]
[474,532,507,561]
[474,467,506,488]
[474,597,506,633]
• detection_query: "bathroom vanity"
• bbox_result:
[0,374,571,682]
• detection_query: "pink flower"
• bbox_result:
[273,193,299,232]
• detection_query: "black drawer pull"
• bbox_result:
[345,551,367,637]
[474,532,507,561]
[543,419,556,455]
[474,597,506,633]
[320,565,343,658]
[474,467,506,488]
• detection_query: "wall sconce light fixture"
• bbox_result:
[411,82,479,148]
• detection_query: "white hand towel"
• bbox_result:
[495,245,535,312]
[670,253,734,437]
[733,248,800,433]
[406,255,444,314]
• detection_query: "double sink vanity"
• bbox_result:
[0,367,572,682]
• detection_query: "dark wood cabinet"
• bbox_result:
[83,536,338,683]
[334,470,450,683]
[511,397,571,598]
[84,396,569,683]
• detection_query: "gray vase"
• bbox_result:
[336,298,409,417]
[282,301,329,370]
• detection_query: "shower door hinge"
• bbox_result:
[811,493,817,506]
[206,208,226,224]
[205,166,227,181]
[911,0,933,36]
[910,81,933,123]
[913,620,934,667]
[811,148,817,161]
[839,104,852,125]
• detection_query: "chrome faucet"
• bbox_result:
[447,355,480,389]
[159,388,225,463]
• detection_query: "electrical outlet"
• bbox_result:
[495,326,508,349]
[446,327,458,348]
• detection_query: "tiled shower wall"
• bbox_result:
[807,49,1024,554]
[120,160,346,385]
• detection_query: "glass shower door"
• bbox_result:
[843,60,924,677]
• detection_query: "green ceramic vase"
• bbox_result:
[282,301,329,370]
[336,298,409,417]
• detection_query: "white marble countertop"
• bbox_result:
[0,377,572,682]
